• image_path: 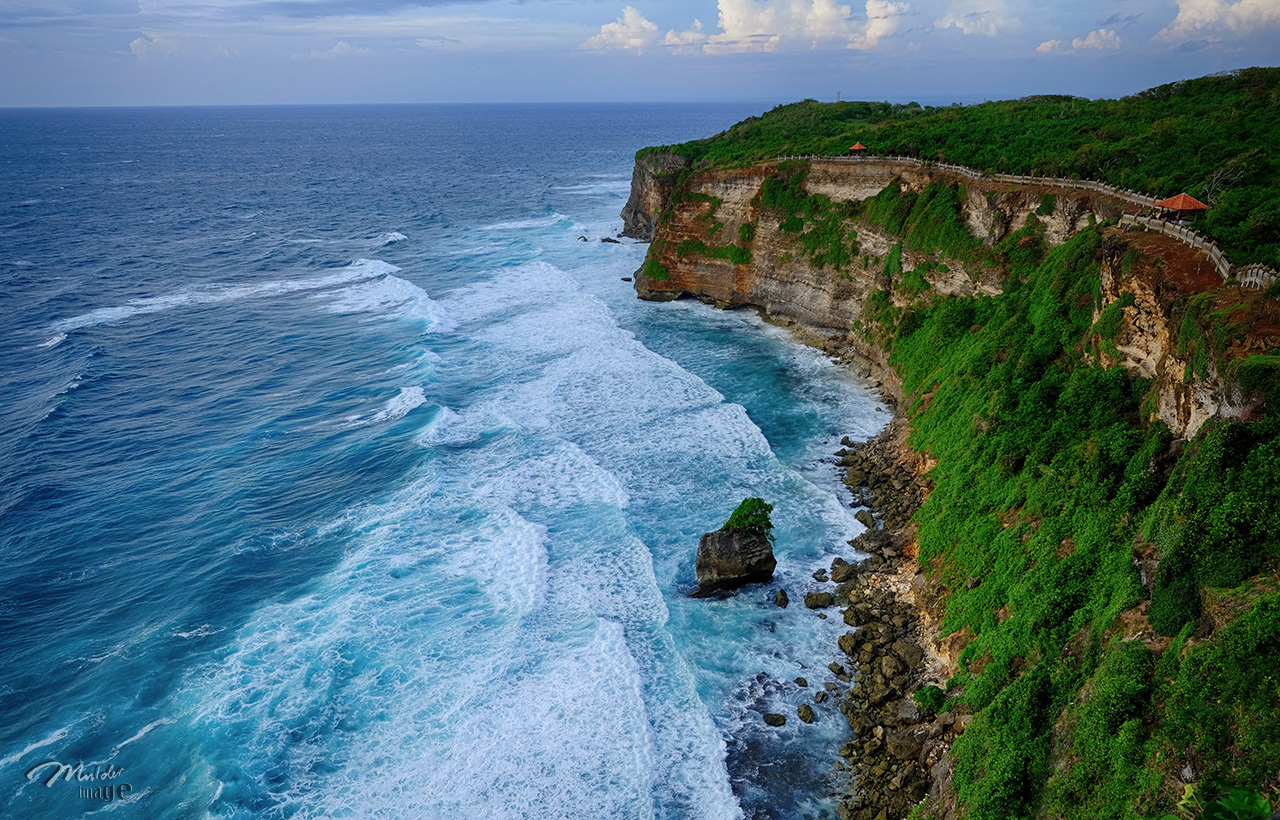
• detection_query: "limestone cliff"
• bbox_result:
[620,151,689,241]
[625,156,1274,438]
[1094,234,1276,437]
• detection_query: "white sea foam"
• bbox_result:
[0,726,70,769]
[345,386,427,428]
[321,273,454,331]
[378,231,407,246]
[48,259,397,334]
[171,623,225,640]
[110,718,175,757]
[38,332,67,349]
[482,212,569,231]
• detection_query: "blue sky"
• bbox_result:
[1,0,1277,106]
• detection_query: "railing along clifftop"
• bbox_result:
[775,154,1274,286]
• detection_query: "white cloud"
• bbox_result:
[850,0,910,50]
[701,0,909,54]
[1073,28,1121,49]
[581,6,660,52]
[130,31,179,59]
[663,19,708,54]
[297,40,371,59]
[934,0,1016,36]
[129,29,238,59]
[1036,28,1123,54]
[1156,0,1280,43]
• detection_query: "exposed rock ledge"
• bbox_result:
[623,152,1270,439]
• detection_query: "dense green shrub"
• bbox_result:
[760,167,859,270]
[913,685,946,714]
[721,498,775,541]
[641,254,670,281]
[1094,292,1136,340]
[646,68,1280,267]
[871,217,1280,817]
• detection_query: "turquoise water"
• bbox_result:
[0,104,884,818]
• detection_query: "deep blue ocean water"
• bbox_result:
[0,104,885,819]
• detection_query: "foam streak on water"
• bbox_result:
[0,104,883,820]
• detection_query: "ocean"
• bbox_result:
[0,104,885,819]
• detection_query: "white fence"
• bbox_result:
[777,154,1272,286]
[1238,264,1280,290]
[778,154,1160,209]
[1120,214,1233,279]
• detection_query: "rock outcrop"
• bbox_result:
[620,151,690,241]
[693,529,776,595]
[623,154,1276,439]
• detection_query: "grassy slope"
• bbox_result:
[642,67,1280,271]
[640,69,1280,818]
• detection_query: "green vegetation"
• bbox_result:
[913,684,946,714]
[641,243,670,281]
[862,180,983,261]
[643,68,1280,268]
[759,166,860,270]
[1093,292,1136,340]
[872,220,1280,819]
[721,497,775,541]
[1158,786,1275,820]
[637,71,1280,817]
[675,237,752,265]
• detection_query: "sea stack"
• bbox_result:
[693,529,776,596]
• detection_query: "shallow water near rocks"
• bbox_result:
[0,104,885,819]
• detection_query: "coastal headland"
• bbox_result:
[623,68,1280,820]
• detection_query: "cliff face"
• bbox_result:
[626,155,1268,438]
[631,157,1110,318]
[1094,235,1277,436]
[620,151,689,241]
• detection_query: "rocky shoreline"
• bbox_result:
[833,424,960,820]
[782,415,966,820]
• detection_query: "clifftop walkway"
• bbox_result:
[775,154,1278,290]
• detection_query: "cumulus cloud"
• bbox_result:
[1073,28,1121,48]
[581,6,660,52]
[850,0,911,50]
[934,0,1016,36]
[700,0,909,54]
[1156,0,1280,43]
[663,19,708,54]
[1036,28,1122,54]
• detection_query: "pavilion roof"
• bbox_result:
[1153,193,1208,211]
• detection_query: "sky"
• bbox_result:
[0,0,1278,107]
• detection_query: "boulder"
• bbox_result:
[886,730,925,761]
[798,703,816,724]
[694,530,776,595]
[763,713,786,727]
[831,561,856,584]
[774,588,789,608]
[854,509,878,530]
[804,592,835,609]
